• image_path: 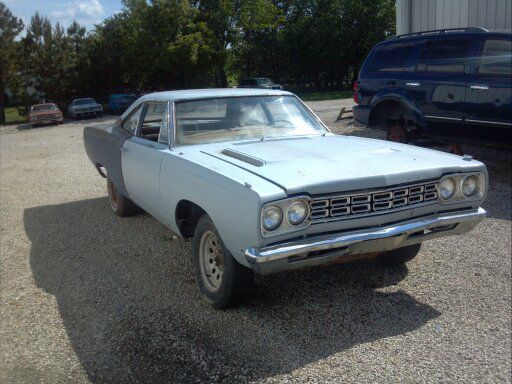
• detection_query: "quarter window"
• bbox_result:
[424,39,471,73]
[368,42,416,72]
[139,102,168,142]
[122,105,142,134]
[478,39,511,76]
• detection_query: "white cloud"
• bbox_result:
[51,0,105,28]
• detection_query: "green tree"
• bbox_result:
[0,1,24,123]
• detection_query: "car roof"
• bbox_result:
[137,88,293,102]
[32,103,56,107]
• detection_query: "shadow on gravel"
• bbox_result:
[25,197,440,383]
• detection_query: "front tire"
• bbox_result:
[107,178,139,217]
[378,243,421,266]
[192,215,254,309]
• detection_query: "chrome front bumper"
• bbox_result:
[245,208,486,274]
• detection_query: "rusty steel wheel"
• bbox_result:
[106,178,139,217]
[387,121,408,143]
[198,230,224,292]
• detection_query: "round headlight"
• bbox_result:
[439,177,456,200]
[262,205,282,231]
[462,175,479,197]
[287,200,308,225]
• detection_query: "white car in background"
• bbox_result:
[68,98,103,119]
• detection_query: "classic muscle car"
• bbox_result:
[83,88,487,308]
[29,103,63,126]
[68,98,103,119]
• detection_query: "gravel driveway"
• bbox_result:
[1,100,511,383]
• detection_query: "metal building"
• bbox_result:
[396,0,512,34]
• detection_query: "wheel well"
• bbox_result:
[369,100,409,128]
[175,200,207,238]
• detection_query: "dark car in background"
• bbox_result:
[353,28,512,147]
[239,78,283,90]
[108,94,138,114]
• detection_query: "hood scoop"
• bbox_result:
[220,148,266,167]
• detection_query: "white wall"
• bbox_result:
[396,0,512,34]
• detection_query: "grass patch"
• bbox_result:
[4,107,27,125]
[296,90,353,102]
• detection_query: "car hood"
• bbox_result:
[30,110,61,117]
[201,135,484,195]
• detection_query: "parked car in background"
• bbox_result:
[239,77,283,89]
[29,103,63,126]
[353,28,512,148]
[108,94,138,114]
[84,88,487,308]
[68,98,103,119]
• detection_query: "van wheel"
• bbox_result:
[192,214,254,309]
[378,243,421,266]
[386,119,409,143]
[107,178,139,217]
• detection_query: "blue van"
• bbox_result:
[353,28,511,147]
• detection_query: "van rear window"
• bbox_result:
[478,39,511,76]
[368,43,416,72]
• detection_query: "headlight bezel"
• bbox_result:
[438,172,485,203]
[260,197,310,237]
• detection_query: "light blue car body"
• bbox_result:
[84,89,487,273]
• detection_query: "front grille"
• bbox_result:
[309,181,439,222]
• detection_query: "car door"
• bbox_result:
[465,36,512,127]
[414,37,473,123]
[121,101,170,215]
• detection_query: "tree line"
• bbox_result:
[0,0,395,123]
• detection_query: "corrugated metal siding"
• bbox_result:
[397,0,512,34]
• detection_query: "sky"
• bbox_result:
[4,0,123,30]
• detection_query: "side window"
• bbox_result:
[139,102,167,142]
[478,39,511,76]
[368,42,416,72]
[122,105,142,134]
[424,39,471,73]
[158,104,170,145]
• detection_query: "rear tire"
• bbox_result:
[378,243,421,266]
[107,178,139,217]
[192,214,254,309]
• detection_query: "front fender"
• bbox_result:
[369,89,427,131]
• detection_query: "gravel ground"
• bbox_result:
[1,99,511,383]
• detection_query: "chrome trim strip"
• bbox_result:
[465,119,511,127]
[245,208,486,274]
[424,115,463,121]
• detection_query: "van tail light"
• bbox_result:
[353,81,359,104]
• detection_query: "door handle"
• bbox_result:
[386,81,396,86]
[120,147,129,153]
[470,85,489,90]
[406,82,420,87]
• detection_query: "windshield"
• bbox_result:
[257,78,272,84]
[176,96,327,145]
[32,104,57,112]
[75,98,96,105]
[119,96,137,103]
